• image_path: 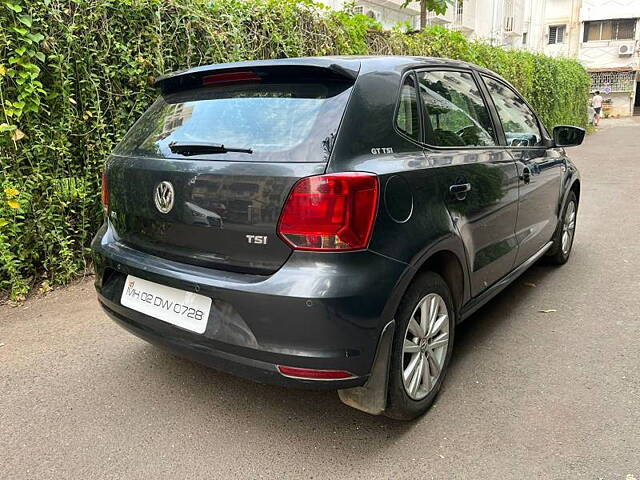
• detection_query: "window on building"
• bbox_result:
[589,71,636,93]
[416,70,496,147]
[522,32,528,45]
[549,25,566,44]
[353,5,364,15]
[395,75,420,141]
[504,0,515,32]
[583,19,636,41]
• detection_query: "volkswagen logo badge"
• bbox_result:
[154,181,175,214]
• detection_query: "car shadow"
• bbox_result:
[116,260,560,448]
[449,261,558,371]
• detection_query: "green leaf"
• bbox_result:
[6,3,23,13]
[27,33,45,43]
[18,14,33,27]
[12,26,28,35]
[35,52,45,62]
[15,46,26,55]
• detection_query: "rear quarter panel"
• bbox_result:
[327,61,472,311]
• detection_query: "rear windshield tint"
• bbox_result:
[114,82,353,162]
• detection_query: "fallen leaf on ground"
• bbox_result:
[539,309,557,313]
[524,282,537,287]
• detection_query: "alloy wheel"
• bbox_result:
[561,201,576,255]
[402,293,450,401]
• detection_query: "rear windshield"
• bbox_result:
[114,81,353,162]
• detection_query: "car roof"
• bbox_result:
[155,55,505,88]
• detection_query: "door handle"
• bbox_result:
[450,183,471,200]
[520,167,531,184]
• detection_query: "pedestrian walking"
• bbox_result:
[592,91,604,127]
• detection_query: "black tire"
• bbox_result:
[384,272,456,420]
[547,191,578,265]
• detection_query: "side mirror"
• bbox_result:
[553,125,585,148]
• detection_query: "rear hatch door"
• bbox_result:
[106,64,357,274]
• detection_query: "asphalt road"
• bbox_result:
[2,118,639,479]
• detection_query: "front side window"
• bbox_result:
[584,19,636,41]
[483,76,543,147]
[395,74,420,141]
[416,70,496,147]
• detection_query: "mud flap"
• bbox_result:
[338,320,395,415]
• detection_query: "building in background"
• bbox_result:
[324,0,640,117]
[521,0,639,116]
[321,0,533,47]
[423,0,526,48]
[576,1,639,116]
[321,0,421,30]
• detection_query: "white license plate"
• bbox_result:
[120,275,211,334]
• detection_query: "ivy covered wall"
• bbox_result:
[0,0,590,298]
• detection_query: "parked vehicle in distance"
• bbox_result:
[92,56,583,420]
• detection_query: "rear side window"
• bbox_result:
[483,76,543,147]
[416,70,496,147]
[395,74,420,141]
[114,81,353,162]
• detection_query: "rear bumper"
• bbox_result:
[99,300,363,389]
[92,223,407,389]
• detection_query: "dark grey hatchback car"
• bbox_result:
[92,56,583,419]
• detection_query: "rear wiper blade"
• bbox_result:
[168,141,253,155]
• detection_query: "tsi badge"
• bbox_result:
[246,234,268,245]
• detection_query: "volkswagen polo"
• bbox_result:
[92,56,583,419]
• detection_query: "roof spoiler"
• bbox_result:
[155,58,361,95]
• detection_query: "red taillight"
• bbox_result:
[277,173,378,251]
[277,366,355,380]
[202,71,261,86]
[101,172,108,210]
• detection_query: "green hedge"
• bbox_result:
[0,0,590,299]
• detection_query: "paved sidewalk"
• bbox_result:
[1,118,639,479]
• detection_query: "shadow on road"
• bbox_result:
[116,260,561,446]
[450,262,559,370]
